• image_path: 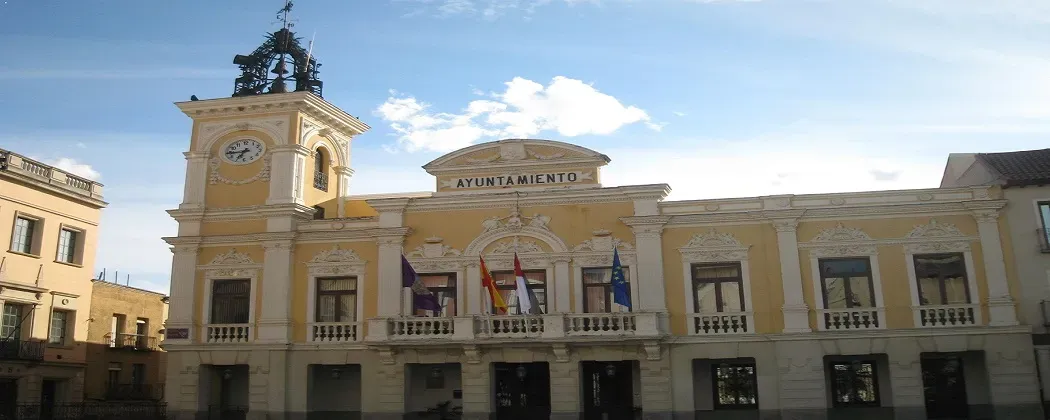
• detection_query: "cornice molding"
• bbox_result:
[398,185,665,213]
[175,91,370,140]
[168,203,318,222]
[164,227,413,246]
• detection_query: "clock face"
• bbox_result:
[222,139,265,164]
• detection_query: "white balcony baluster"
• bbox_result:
[819,308,882,331]
[688,312,752,335]
[309,322,359,342]
[564,313,637,336]
[916,304,980,327]
[477,316,544,338]
[389,318,455,338]
[205,324,251,343]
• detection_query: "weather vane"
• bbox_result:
[229,0,323,98]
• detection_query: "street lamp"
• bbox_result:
[604,364,617,377]
[516,365,528,380]
[222,368,233,380]
[331,367,342,379]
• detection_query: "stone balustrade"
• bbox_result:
[365,312,664,343]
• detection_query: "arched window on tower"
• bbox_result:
[313,148,329,192]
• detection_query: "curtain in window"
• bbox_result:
[317,277,357,322]
[211,280,251,324]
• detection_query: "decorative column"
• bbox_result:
[266,145,310,206]
[772,218,811,333]
[973,208,1018,326]
[466,261,482,315]
[377,236,405,317]
[333,165,354,217]
[553,256,572,313]
[256,241,294,343]
[179,152,209,210]
[166,245,199,343]
[630,219,670,313]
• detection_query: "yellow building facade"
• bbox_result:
[0,149,106,407]
[160,91,1041,420]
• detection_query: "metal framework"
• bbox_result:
[231,2,323,98]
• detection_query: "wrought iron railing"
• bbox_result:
[1039,228,1050,253]
[105,383,164,401]
[0,338,45,361]
[104,333,159,351]
[5,402,166,420]
[313,171,329,191]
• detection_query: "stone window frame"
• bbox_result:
[54,223,86,266]
[901,220,982,326]
[677,230,755,332]
[9,211,44,256]
[305,247,367,325]
[570,233,638,314]
[800,225,887,331]
[199,251,261,329]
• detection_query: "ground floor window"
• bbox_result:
[829,360,879,407]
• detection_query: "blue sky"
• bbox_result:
[1,0,1048,293]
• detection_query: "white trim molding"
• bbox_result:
[305,246,368,342]
[901,219,983,327]
[571,230,638,314]
[198,249,261,343]
[195,116,290,154]
[678,229,755,334]
[403,237,468,317]
[801,223,886,331]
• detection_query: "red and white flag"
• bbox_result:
[513,253,543,315]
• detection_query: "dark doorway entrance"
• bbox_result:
[0,378,16,419]
[40,380,56,420]
[921,356,969,419]
[582,361,635,420]
[493,362,551,420]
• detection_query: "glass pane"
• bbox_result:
[1,305,21,338]
[848,276,874,307]
[583,268,611,285]
[584,285,608,313]
[914,254,965,278]
[695,282,717,312]
[319,277,356,292]
[824,278,848,309]
[49,311,66,344]
[821,258,869,276]
[944,277,969,304]
[720,282,743,312]
[918,277,941,305]
[694,263,740,279]
[11,217,34,254]
[420,274,453,288]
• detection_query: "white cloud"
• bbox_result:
[376,76,652,152]
[46,157,100,180]
[75,142,87,149]
[672,111,686,117]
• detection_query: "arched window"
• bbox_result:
[313,148,329,192]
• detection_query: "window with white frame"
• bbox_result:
[491,270,546,315]
[316,277,357,322]
[913,253,970,305]
[1039,202,1050,249]
[56,228,79,264]
[10,216,37,255]
[819,258,876,309]
[1,304,25,339]
[49,310,70,345]
[692,263,745,313]
[210,279,251,324]
[581,267,631,313]
[415,273,456,317]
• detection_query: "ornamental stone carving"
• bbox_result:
[208,249,255,265]
[572,230,635,252]
[465,207,568,256]
[811,223,872,242]
[971,209,1000,224]
[489,239,545,255]
[197,117,288,153]
[805,223,877,258]
[406,237,463,258]
[208,153,272,185]
[903,219,972,254]
[683,229,742,248]
[679,229,750,263]
[309,246,365,264]
[907,219,964,239]
[306,246,366,277]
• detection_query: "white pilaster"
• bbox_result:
[334,166,354,217]
[256,241,294,343]
[179,152,209,210]
[377,236,405,317]
[772,218,811,333]
[165,245,199,343]
[266,145,310,206]
[631,221,669,312]
[466,262,482,315]
[973,209,1018,326]
[553,257,571,313]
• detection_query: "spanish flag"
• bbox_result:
[480,256,508,314]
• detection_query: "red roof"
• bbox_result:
[976,148,1050,187]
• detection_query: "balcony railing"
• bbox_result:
[819,307,883,331]
[105,333,160,351]
[0,148,105,200]
[366,313,664,343]
[309,322,359,343]
[205,324,252,343]
[915,304,980,327]
[688,312,752,335]
[313,171,329,191]
[0,338,45,361]
[106,383,164,401]
[1039,228,1050,253]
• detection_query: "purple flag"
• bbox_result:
[401,255,443,314]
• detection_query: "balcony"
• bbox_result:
[915,304,980,327]
[105,333,159,351]
[687,312,752,335]
[308,322,360,343]
[313,171,329,191]
[205,324,252,343]
[366,312,664,344]
[105,383,164,401]
[0,148,105,202]
[818,307,883,331]
[0,338,45,361]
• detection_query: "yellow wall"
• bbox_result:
[203,130,275,209]
[302,134,339,213]
[290,242,379,341]
[199,220,268,237]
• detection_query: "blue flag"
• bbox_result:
[611,249,631,310]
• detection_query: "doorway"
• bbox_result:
[921,356,968,419]
[493,362,551,420]
[581,361,635,420]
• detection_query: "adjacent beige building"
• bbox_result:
[0,148,106,407]
[83,279,169,402]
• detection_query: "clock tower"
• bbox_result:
[164,8,369,348]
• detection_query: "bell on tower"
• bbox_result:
[231,1,323,98]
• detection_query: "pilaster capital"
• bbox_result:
[551,255,573,264]
[631,225,665,238]
[971,209,1001,224]
[771,218,800,233]
[376,236,405,247]
[271,144,313,156]
[183,151,210,161]
[261,240,294,251]
[333,166,355,177]
[619,215,671,227]
[170,245,201,255]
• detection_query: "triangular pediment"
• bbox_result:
[423,139,610,194]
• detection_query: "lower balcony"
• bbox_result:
[818,307,884,331]
[687,312,753,335]
[104,333,160,351]
[204,324,252,344]
[366,312,665,343]
[0,338,44,361]
[308,322,360,343]
[105,383,164,401]
[915,304,980,327]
